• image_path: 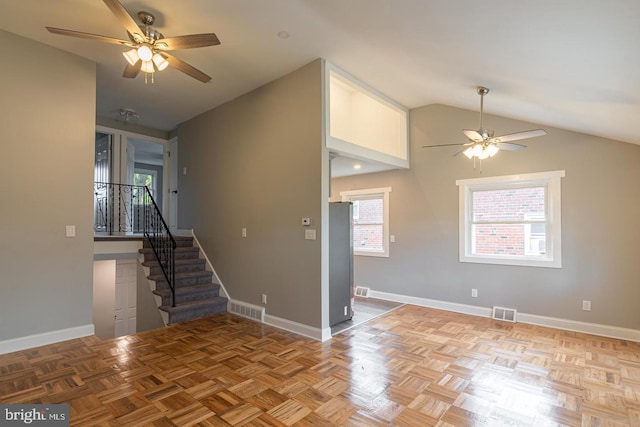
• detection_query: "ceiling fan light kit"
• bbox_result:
[423,86,547,169]
[46,0,221,84]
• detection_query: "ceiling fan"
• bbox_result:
[423,86,546,160]
[45,0,220,83]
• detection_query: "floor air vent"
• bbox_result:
[228,300,265,323]
[492,306,517,322]
[355,286,371,297]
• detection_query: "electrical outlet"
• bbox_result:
[582,300,591,311]
[242,228,247,238]
[261,294,267,304]
[471,288,478,298]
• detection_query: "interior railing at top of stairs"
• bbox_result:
[94,182,177,307]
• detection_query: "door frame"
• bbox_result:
[96,126,171,219]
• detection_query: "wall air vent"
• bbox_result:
[228,300,265,323]
[492,306,517,323]
[355,286,370,298]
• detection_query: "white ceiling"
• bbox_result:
[2,0,639,147]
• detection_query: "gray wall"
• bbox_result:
[332,104,640,330]
[177,60,323,328]
[0,30,96,340]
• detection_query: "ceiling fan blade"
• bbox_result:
[496,142,527,151]
[463,129,483,142]
[46,27,132,46]
[422,142,473,148]
[102,0,145,42]
[122,60,141,78]
[491,129,546,143]
[156,33,221,50]
[163,52,211,83]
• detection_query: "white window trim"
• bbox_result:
[456,170,565,268]
[340,187,391,258]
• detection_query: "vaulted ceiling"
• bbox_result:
[2,0,639,145]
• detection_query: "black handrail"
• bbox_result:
[94,182,177,307]
[143,186,177,308]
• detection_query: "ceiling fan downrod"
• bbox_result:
[477,86,489,132]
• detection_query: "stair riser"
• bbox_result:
[143,238,194,248]
[158,288,219,306]
[142,249,200,262]
[153,275,213,289]
[147,261,206,275]
[167,301,228,324]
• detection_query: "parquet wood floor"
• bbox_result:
[1,305,640,426]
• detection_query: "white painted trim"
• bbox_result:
[264,314,330,342]
[341,187,392,258]
[320,61,331,332]
[96,125,168,146]
[517,313,640,343]
[456,170,565,269]
[93,240,143,257]
[370,290,492,318]
[191,230,230,299]
[0,324,95,355]
[323,60,410,168]
[369,290,640,343]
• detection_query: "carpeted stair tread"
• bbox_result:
[153,283,220,305]
[142,258,206,274]
[142,236,195,248]
[153,283,219,296]
[147,270,212,282]
[139,246,199,254]
[159,297,228,324]
[141,234,227,323]
[142,258,206,268]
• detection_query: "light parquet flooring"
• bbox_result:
[1,305,640,426]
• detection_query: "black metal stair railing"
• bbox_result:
[143,186,177,308]
[94,182,147,234]
[94,182,177,307]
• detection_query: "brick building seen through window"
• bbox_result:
[472,187,546,256]
[352,198,384,251]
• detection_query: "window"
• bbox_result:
[341,187,391,257]
[133,168,157,205]
[456,171,565,268]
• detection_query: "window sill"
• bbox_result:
[460,254,561,268]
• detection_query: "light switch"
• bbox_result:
[304,229,316,240]
[241,228,247,238]
[65,225,76,238]
[390,235,395,243]
[183,167,188,175]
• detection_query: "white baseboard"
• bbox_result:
[0,324,95,355]
[516,313,640,342]
[264,314,331,342]
[370,290,492,318]
[370,290,640,343]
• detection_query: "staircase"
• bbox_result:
[140,236,228,324]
